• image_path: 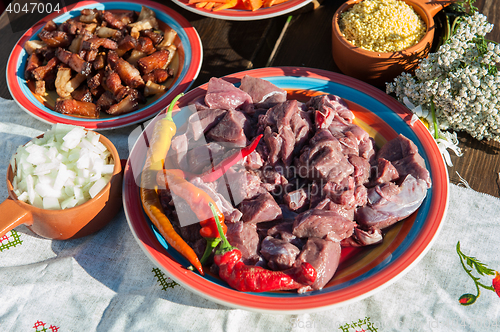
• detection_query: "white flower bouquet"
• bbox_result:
[386,0,500,165]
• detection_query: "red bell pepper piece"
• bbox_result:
[208,203,316,292]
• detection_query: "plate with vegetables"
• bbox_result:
[171,0,314,20]
[123,67,448,313]
[6,0,202,130]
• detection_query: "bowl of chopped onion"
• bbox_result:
[331,0,453,87]
[0,124,123,240]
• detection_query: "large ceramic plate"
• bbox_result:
[123,67,448,313]
[6,0,202,130]
[171,0,314,21]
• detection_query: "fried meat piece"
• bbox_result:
[42,20,57,32]
[32,57,59,81]
[96,26,122,40]
[105,70,128,100]
[106,90,140,115]
[129,16,159,39]
[96,91,115,112]
[80,8,99,23]
[93,53,106,70]
[116,35,138,56]
[38,30,71,48]
[136,37,156,54]
[142,68,172,84]
[59,19,87,35]
[56,48,92,75]
[55,98,98,117]
[24,40,47,56]
[102,11,126,29]
[25,53,43,80]
[141,29,163,45]
[137,50,169,74]
[71,85,93,102]
[35,80,46,96]
[82,37,118,50]
[144,81,166,96]
[107,50,145,88]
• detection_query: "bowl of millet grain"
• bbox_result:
[332,0,453,87]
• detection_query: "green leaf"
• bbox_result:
[468,256,495,276]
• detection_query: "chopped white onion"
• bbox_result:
[11,124,115,210]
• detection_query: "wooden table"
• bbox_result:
[0,0,499,196]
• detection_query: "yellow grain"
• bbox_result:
[339,0,426,53]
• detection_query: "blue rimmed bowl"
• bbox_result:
[6,0,202,130]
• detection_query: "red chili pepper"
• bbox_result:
[200,134,263,183]
[208,203,316,292]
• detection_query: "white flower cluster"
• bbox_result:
[387,12,500,142]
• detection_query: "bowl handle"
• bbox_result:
[410,0,456,17]
[0,198,32,237]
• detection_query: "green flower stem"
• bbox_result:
[456,242,495,293]
[430,99,439,140]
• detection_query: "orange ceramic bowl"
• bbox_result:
[0,131,123,240]
[332,0,453,87]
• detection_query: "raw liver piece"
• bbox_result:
[226,222,260,264]
[239,192,282,223]
[260,236,300,270]
[295,238,342,290]
[205,77,252,111]
[356,174,428,230]
[375,134,431,187]
[207,110,249,147]
[293,209,356,242]
[239,75,287,106]
[342,227,384,247]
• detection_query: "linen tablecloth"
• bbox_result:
[1,97,499,332]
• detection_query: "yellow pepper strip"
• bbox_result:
[140,93,204,275]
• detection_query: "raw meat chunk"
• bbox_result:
[239,75,287,107]
[207,110,249,147]
[226,222,260,265]
[260,236,300,270]
[239,192,282,223]
[293,209,356,242]
[205,77,252,111]
[295,238,341,290]
[306,94,353,129]
[356,175,428,229]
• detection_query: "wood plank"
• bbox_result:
[268,0,340,71]
[189,16,289,88]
